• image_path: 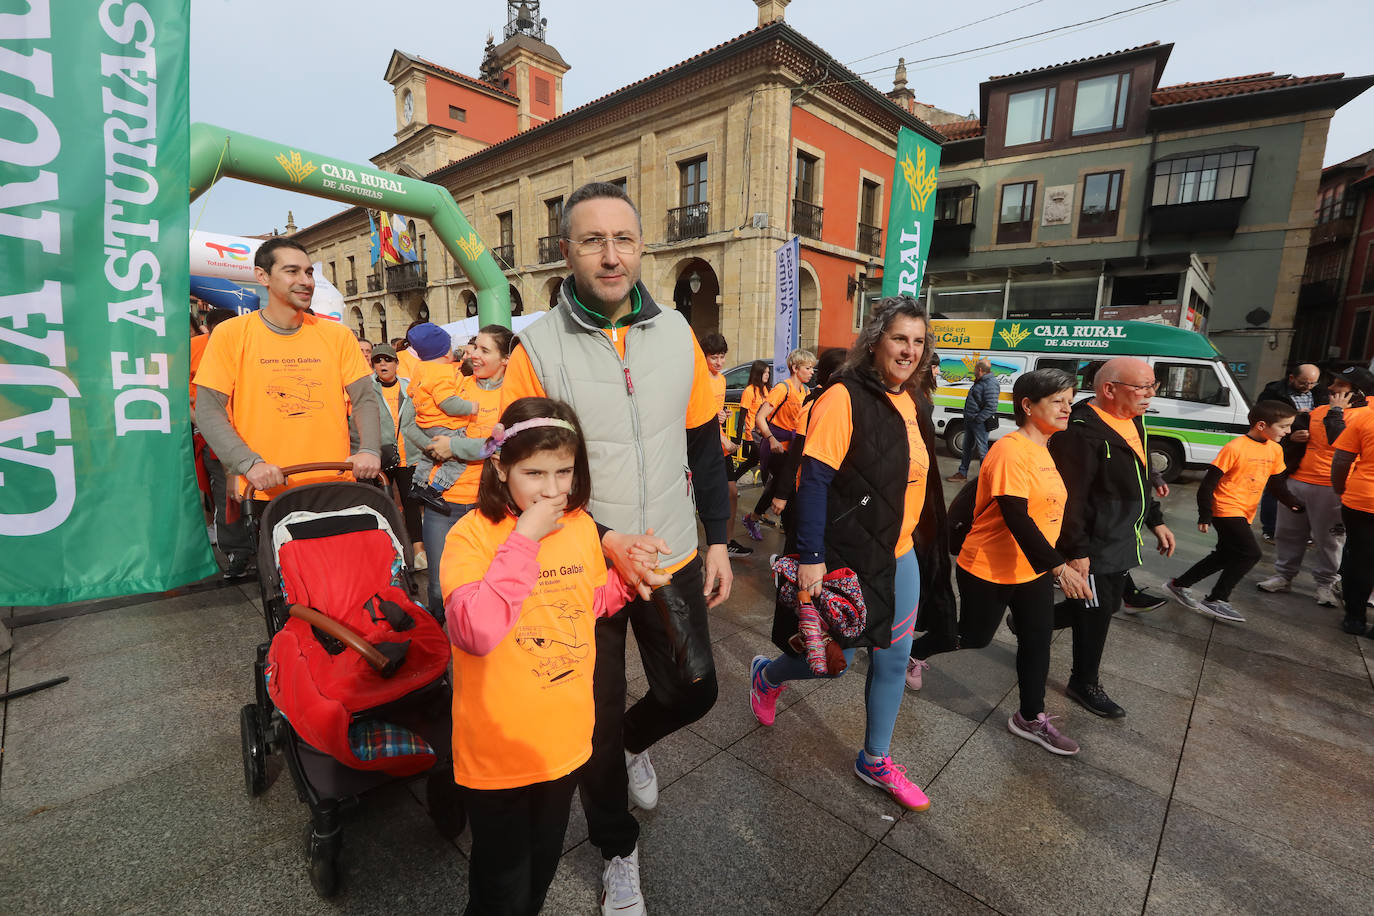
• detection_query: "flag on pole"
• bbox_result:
[881,126,942,303]
[367,211,381,266]
[377,210,401,265]
[391,213,419,263]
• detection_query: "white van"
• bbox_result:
[929,319,1250,482]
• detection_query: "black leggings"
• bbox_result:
[458,769,579,915]
[1174,516,1261,601]
[914,567,1054,719]
[729,437,760,482]
[1339,504,1374,623]
[752,430,794,514]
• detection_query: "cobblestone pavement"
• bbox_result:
[3,463,1372,915]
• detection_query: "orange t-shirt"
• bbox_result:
[766,378,809,434]
[708,371,731,455]
[741,385,768,438]
[378,380,406,467]
[1293,404,1365,486]
[500,330,718,575]
[396,347,421,381]
[409,359,467,430]
[1090,402,1147,466]
[958,430,1067,584]
[1333,411,1374,512]
[1210,434,1284,521]
[438,375,505,505]
[441,508,606,790]
[193,312,370,498]
[188,334,209,410]
[803,385,928,558]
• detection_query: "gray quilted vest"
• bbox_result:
[517,280,698,567]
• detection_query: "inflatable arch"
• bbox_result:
[188,123,511,327]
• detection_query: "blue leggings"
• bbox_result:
[763,550,919,758]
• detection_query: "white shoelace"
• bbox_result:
[605,853,642,905]
[627,751,654,788]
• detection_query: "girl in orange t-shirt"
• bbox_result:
[912,368,1093,756]
[730,360,771,493]
[440,397,649,915]
[743,349,816,538]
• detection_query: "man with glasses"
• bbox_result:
[1048,356,1176,718]
[500,181,731,916]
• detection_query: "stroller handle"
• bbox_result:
[241,461,388,503]
[288,604,400,677]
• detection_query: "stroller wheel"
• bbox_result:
[239,704,268,797]
[426,769,466,840]
[304,823,342,897]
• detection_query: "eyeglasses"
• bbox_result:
[1108,379,1160,394]
[372,356,397,364]
[566,235,640,256]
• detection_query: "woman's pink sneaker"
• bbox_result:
[854,752,931,810]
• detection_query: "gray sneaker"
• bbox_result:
[1200,598,1246,623]
[1166,578,1203,610]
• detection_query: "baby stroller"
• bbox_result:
[236,462,462,897]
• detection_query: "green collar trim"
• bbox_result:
[571,283,641,329]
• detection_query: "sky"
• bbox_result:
[188,0,1374,237]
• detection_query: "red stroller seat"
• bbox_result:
[266,523,450,777]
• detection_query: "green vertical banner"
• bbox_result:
[881,126,942,301]
[1,0,216,605]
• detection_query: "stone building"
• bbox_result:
[1300,149,1374,364]
[920,42,1372,394]
[292,0,945,358]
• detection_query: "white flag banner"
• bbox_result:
[310,262,346,322]
[773,237,800,385]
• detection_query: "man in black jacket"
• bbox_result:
[1049,356,1176,718]
[1256,364,1327,539]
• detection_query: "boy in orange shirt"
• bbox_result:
[700,333,752,559]
[1167,401,1300,622]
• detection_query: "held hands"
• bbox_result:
[425,435,454,461]
[515,493,567,542]
[603,528,672,599]
[1055,562,1092,601]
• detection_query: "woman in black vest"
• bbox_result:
[747,297,953,811]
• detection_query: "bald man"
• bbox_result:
[1257,363,1328,539]
[1048,356,1176,718]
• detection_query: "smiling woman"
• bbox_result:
[751,296,955,812]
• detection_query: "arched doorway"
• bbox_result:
[797,263,820,351]
[544,276,563,310]
[370,301,387,343]
[350,306,364,338]
[462,290,478,318]
[509,284,524,316]
[671,258,720,335]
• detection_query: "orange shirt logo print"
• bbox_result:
[514,600,591,685]
[265,376,325,417]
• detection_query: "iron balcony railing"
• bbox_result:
[537,235,563,263]
[666,202,710,242]
[793,199,823,239]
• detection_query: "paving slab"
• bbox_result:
[617,752,877,916]
[0,746,299,916]
[730,660,978,839]
[121,783,468,916]
[1145,801,1374,916]
[1195,640,1374,751]
[1173,699,1374,879]
[1049,612,1208,699]
[1203,589,1371,679]
[817,843,999,915]
[910,638,1020,724]
[883,726,1169,916]
[992,672,1193,799]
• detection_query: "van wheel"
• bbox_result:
[1149,440,1184,484]
[945,422,966,459]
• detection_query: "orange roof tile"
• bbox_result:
[1151,72,1344,105]
[935,118,983,140]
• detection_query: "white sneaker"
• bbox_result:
[1333,579,1374,607]
[625,749,658,810]
[1165,579,1204,610]
[1256,575,1290,593]
[601,847,646,916]
[1315,585,1337,607]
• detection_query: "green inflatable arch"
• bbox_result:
[188,123,511,327]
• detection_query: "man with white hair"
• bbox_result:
[1048,356,1176,718]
